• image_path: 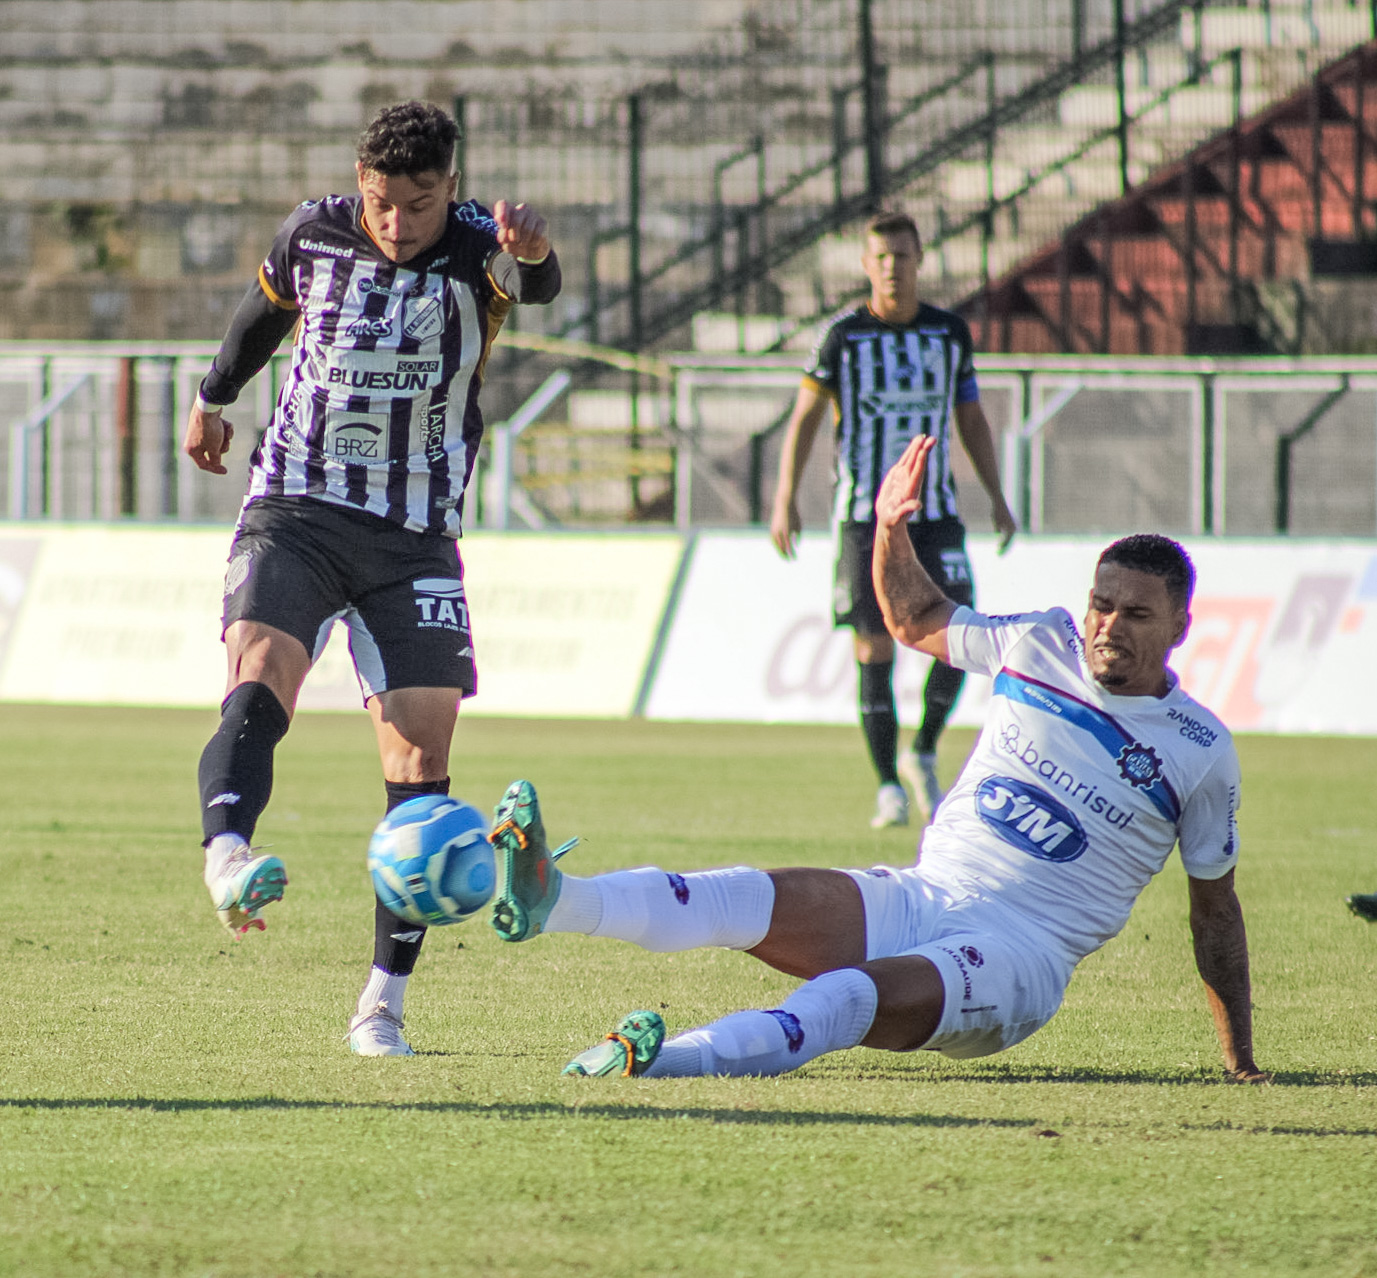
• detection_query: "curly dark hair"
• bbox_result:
[1097,534,1196,608]
[356,101,456,177]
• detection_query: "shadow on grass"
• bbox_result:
[0,1095,1031,1129]
[906,1066,1377,1088]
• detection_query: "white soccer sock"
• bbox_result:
[644,968,879,1078]
[357,965,408,1020]
[545,866,774,952]
[203,832,249,887]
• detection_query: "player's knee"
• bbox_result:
[226,624,309,710]
[853,631,894,664]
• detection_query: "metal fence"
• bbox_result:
[3,343,1374,539]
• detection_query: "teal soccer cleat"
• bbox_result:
[488,780,577,942]
[205,843,287,937]
[562,1011,667,1077]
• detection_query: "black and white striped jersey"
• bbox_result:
[203,195,559,538]
[803,302,979,525]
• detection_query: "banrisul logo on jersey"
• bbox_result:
[975,777,1089,863]
[413,578,468,631]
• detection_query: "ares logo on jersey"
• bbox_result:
[975,776,1089,863]
[345,316,393,339]
[413,578,469,631]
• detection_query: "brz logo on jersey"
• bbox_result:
[403,296,444,341]
[1116,743,1163,789]
[345,316,393,339]
[413,578,468,631]
[975,776,1089,863]
[331,421,382,459]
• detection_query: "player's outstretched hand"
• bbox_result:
[183,407,234,475]
[494,200,550,263]
[874,435,934,530]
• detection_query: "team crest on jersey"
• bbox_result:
[1116,743,1163,789]
[403,295,444,341]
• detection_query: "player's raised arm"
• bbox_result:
[486,200,562,306]
[872,436,957,661]
[1188,870,1269,1083]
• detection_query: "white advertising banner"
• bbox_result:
[0,525,227,706]
[297,532,684,716]
[0,524,683,719]
[645,531,1377,736]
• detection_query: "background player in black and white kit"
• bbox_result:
[182,101,561,1055]
[771,210,1018,831]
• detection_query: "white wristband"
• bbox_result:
[195,393,226,414]
[515,253,549,265]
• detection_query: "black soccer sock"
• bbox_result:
[198,681,291,844]
[915,660,966,756]
[372,777,451,976]
[858,660,900,786]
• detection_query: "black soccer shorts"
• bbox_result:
[833,515,974,633]
[221,495,476,699]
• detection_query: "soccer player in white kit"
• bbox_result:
[487,436,1266,1083]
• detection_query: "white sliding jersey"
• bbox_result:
[920,606,1241,966]
[247,196,513,537]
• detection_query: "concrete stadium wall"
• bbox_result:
[1,524,1374,733]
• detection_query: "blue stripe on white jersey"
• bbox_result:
[994,669,1182,822]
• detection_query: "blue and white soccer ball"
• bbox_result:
[368,794,496,927]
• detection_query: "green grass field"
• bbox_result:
[1,704,1374,1278]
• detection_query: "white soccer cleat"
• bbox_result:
[899,749,945,823]
[204,839,288,937]
[346,1001,415,1056]
[869,782,909,829]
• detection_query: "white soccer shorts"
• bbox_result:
[845,866,1074,1059]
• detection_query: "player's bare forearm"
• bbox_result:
[1188,872,1267,1082]
[770,385,829,558]
[872,436,956,660]
[953,400,1017,549]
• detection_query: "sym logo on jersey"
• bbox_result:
[413,578,469,631]
[975,776,1089,863]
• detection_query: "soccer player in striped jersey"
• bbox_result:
[771,211,1017,831]
[182,100,561,1055]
